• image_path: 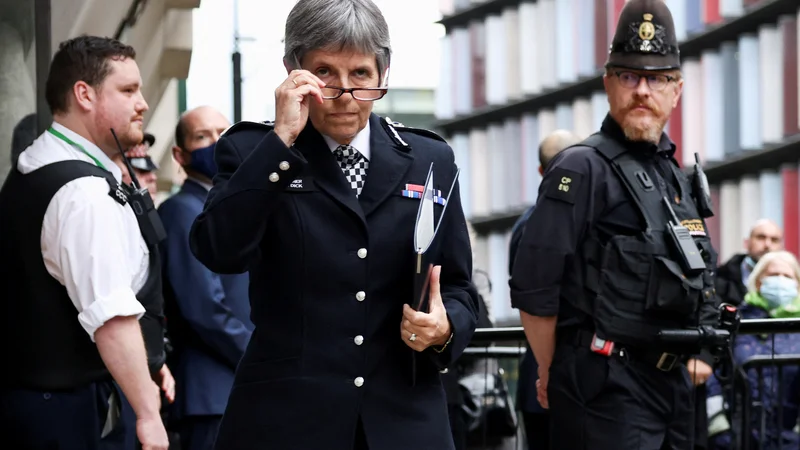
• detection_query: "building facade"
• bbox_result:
[0,0,199,185]
[436,0,800,325]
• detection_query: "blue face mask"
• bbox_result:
[760,276,798,310]
[745,256,757,269]
[186,143,218,179]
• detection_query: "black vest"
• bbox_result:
[574,133,717,346]
[0,160,165,390]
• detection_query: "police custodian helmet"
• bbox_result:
[606,0,680,71]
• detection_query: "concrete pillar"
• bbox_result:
[0,22,36,182]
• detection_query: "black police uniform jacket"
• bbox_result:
[189,113,479,450]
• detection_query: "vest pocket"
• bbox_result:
[645,256,703,315]
[596,238,651,314]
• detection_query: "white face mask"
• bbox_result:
[759,276,798,310]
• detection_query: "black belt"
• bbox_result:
[559,328,685,372]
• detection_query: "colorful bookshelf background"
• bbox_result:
[435,0,800,324]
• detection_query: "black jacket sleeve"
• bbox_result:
[509,146,608,317]
[190,125,307,274]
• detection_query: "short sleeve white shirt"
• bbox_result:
[16,122,149,341]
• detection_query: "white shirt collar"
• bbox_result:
[50,121,123,181]
[321,120,371,161]
[188,176,213,192]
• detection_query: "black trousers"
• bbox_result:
[179,415,223,450]
[0,380,136,450]
[548,345,695,450]
[522,411,550,450]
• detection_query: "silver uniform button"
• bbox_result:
[354,335,364,346]
[354,377,364,387]
[269,172,279,182]
[357,248,367,259]
[279,161,290,171]
[356,291,366,302]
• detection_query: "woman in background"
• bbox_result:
[706,250,800,449]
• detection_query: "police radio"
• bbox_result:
[662,197,706,274]
[110,128,167,245]
[692,153,714,218]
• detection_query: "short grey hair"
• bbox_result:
[284,0,392,82]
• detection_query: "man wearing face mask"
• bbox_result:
[156,105,253,450]
[715,219,783,308]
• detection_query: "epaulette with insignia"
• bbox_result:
[381,117,408,148]
[221,120,275,137]
[383,116,447,143]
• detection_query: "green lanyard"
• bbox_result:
[47,127,108,171]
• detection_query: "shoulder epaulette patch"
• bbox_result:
[221,120,275,137]
[381,117,409,148]
[544,168,582,205]
[107,180,128,206]
[385,116,447,143]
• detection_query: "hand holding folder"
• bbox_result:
[403,163,460,384]
[411,163,460,312]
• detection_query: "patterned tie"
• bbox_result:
[333,144,369,197]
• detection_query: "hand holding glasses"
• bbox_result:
[274,69,389,147]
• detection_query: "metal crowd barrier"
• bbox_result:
[460,318,800,450]
[732,354,800,450]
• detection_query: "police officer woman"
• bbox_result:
[189,1,479,449]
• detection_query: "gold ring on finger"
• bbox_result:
[292,78,299,86]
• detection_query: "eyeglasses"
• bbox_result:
[613,71,676,91]
[322,86,388,101]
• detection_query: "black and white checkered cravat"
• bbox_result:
[333,144,369,197]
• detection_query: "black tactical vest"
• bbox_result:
[575,133,717,346]
[0,160,165,390]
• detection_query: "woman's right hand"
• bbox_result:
[274,70,326,147]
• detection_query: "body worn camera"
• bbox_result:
[662,197,706,274]
[122,183,166,246]
[110,129,167,246]
[692,153,714,219]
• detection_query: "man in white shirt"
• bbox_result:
[0,35,169,450]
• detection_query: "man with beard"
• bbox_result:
[0,36,169,450]
[509,1,720,448]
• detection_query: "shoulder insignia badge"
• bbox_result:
[382,116,448,144]
[544,167,582,205]
[381,117,409,148]
[107,181,129,206]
